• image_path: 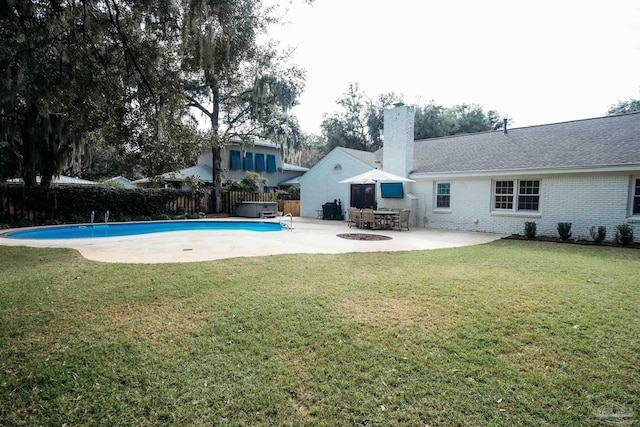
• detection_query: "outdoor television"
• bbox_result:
[380,182,404,198]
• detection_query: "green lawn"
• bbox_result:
[1,240,638,426]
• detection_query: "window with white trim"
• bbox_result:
[494,180,514,210]
[436,182,451,209]
[517,180,540,211]
[493,180,540,212]
[633,177,640,215]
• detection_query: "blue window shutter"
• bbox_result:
[244,152,254,170]
[255,153,265,172]
[230,150,241,170]
[266,154,277,172]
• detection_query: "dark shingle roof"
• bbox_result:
[411,112,640,174]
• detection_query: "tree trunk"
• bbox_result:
[210,79,222,213]
[212,145,222,213]
[20,104,38,188]
[39,123,59,189]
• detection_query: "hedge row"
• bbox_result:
[0,186,209,226]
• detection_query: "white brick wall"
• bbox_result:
[299,149,373,218]
[412,174,639,241]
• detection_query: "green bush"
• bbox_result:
[589,226,607,244]
[557,222,572,241]
[228,172,263,192]
[615,224,634,245]
[524,221,537,239]
[0,186,207,226]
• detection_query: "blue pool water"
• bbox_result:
[6,221,282,240]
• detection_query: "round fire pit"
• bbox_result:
[336,233,392,241]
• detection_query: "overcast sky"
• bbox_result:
[267,0,640,134]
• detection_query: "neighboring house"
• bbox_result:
[134,139,308,191]
[5,175,98,186]
[301,104,640,240]
[107,176,137,189]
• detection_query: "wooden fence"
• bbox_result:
[167,192,212,215]
[0,187,298,224]
[282,200,300,216]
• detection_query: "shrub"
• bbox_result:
[614,224,634,245]
[0,186,207,226]
[589,226,607,244]
[524,221,537,239]
[229,172,263,192]
[557,222,572,241]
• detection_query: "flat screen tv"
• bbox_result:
[380,182,404,198]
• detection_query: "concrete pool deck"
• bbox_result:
[0,218,505,263]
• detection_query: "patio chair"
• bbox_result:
[347,207,361,228]
[361,209,376,229]
[391,209,410,231]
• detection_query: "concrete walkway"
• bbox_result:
[0,218,505,264]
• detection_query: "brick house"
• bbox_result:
[300,104,640,240]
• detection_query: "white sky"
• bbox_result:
[267,0,640,134]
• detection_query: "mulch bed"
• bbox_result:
[337,233,392,241]
[504,234,639,248]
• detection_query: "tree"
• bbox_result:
[608,98,640,115]
[2,0,307,197]
[181,0,305,212]
[321,83,402,152]
[414,102,502,140]
[320,85,502,152]
[283,133,326,168]
[0,0,196,187]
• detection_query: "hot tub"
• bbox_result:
[235,201,278,218]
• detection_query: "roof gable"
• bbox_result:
[336,147,381,168]
[412,112,640,174]
[298,147,379,183]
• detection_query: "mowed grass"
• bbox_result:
[0,240,638,426]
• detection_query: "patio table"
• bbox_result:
[374,211,399,229]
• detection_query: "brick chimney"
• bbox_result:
[383,103,415,177]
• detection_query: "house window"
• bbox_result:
[255,153,265,172]
[633,178,640,215]
[517,180,540,211]
[230,150,242,170]
[266,154,277,173]
[436,182,451,209]
[494,180,514,210]
[493,180,540,212]
[243,152,254,171]
[333,164,342,173]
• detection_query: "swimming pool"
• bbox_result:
[5,220,283,240]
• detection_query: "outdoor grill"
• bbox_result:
[322,200,343,220]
